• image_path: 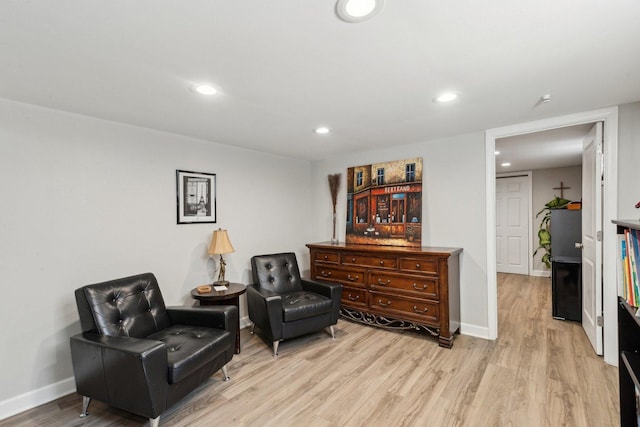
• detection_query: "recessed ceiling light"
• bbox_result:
[501,162,511,167]
[435,92,458,103]
[495,151,501,155]
[336,0,384,23]
[315,127,330,134]
[194,84,217,95]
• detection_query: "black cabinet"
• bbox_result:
[618,298,640,426]
[614,219,640,426]
[551,256,582,321]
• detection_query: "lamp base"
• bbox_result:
[213,280,229,286]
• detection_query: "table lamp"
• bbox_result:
[208,228,235,286]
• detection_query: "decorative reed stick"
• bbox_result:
[328,174,341,242]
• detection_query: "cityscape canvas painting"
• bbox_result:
[346,157,423,247]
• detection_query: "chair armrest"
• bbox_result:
[301,279,343,324]
[167,305,238,332]
[246,284,283,340]
[69,332,167,419]
[301,278,341,299]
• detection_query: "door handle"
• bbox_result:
[575,242,584,249]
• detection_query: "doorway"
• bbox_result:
[485,107,619,365]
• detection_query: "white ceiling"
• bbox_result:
[1,1,639,161]
[495,123,592,173]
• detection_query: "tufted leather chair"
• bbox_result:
[248,253,342,356]
[70,273,237,427]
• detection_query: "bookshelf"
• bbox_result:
[614,219,640,426]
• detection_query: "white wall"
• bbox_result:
[0,98,313,416]
[311,132,489,337]
[618,102,640,219]
[531,166,582,275]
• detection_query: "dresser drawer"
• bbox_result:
[341,286,368,309]
[399,257,439,275]
[313,265,366,287]
[369,272,438,299]
[314,251,340,264]
[369,291,439,323]
[341,254,397,269]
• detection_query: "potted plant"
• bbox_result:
[533,196,571,268]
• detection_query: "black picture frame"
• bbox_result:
[176,170,216,224]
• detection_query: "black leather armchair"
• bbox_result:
[70,273,237,426]
[247,252,342,356]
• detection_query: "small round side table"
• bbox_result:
[191,282,246,354]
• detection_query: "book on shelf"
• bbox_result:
[633,229,640,305]
[620,228,640,312]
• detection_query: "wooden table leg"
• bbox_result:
[229,296,241,354]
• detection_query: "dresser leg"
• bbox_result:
[438,335,454,348]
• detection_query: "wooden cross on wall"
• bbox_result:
[553,181,571,198]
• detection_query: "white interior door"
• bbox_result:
[582,122,603,355]
[496,175,530,275]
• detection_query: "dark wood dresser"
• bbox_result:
[306,242,462,348]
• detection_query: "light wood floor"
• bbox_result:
[1,273,619,426]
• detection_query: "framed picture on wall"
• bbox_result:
[176,170,216,224]
[345,157,423,247]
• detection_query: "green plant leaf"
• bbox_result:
[546,196,571,209]
[541,253,552,268]
[538,229,551,243]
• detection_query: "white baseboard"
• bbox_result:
[0,377,76,421]
[530,269,551,278]
[460,322,491,340]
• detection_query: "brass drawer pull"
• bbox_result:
[379,260,385,266]
[347,274,359,281]
[352,257,356,262]
[377,278,391,285]
[412,283,428,290]
[320,271,332,277]
[348,294,360,301]
[413,306,429,313]
[323,255,328,260]
[416,263,421,268]
[378,299,391,306]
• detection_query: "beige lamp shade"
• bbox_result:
[208,228,235,255]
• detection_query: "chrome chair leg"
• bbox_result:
[250,322,255,334]
[329,325,336,339]
[149,416,160,427]
[273,340,280,357]
[221,364,230,381]
[79,396,91,418]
